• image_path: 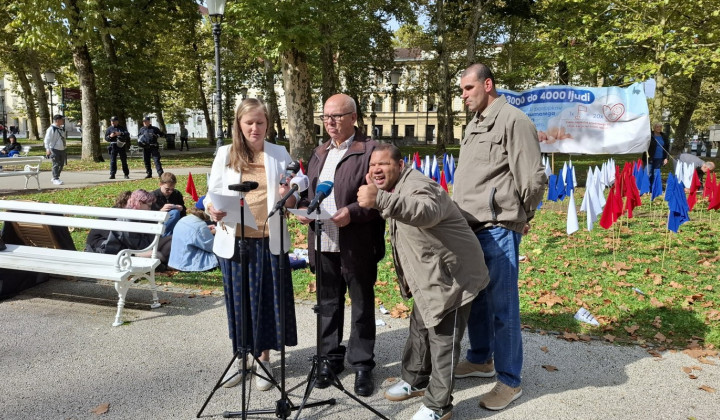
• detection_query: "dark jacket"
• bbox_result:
[138,125,164,148]
[104,125,130,148]
[299,128,385,272]
[646,131,669,164]
[151,189,187,217]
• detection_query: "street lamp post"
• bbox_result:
[389,69,401,145]
[207,0,227,153]
[43,71,56,119]
[0,81,6,143]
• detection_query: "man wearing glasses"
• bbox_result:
[297,94,385,397]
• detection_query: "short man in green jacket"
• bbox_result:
[358,144,489,420]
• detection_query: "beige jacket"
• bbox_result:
[453,95,547,233]
[375,167,489,328]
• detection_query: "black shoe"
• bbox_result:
[316,363,344,389]
[145,174,152,179]
[109,175,115,179]
[124,175,130,179]
[354,370,374,397]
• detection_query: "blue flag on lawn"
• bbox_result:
[556,172,566,201]
[565,165,574,198]
[638,168,650,195]
[547,174,558,201]
[666,173,690,233]
[651,169,663,200]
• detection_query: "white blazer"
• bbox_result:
[205,143,294,258]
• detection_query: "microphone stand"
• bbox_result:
[197,190,271,419]
[292,208,388,420]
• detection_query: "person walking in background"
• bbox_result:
[44,114,66,185]
[138,116,164,178]
[296,93,385,397]
[179,124,190,151]
[151,172,186,237]
[104,116,130,180]
[357,144,489,420]
[204,98,298,392]
[452,63,546,411]
[646,122,669,186]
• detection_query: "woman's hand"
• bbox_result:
[207,204,227,223]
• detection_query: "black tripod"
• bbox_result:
[292,211,389,420]
[197,184,331,419]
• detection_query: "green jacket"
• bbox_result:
[375,167,488,328]
[453,95,547,233]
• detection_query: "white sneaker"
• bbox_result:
[222,359,249,388]
[412,404,452,420]
[384,379,425,401]
[255,360,273,391]
[52,179,63,185]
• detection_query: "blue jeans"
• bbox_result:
[466,226,522,387]
[162,209,182,237]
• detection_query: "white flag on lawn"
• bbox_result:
[567,193,579,235]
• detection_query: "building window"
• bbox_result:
[406,97,416,112]
[405,125,415,140]
[373,97,383,112]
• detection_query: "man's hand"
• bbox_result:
[331,206,351,228]
[295,212,311,225]
[522,223,531,235]
[357,173,379,209]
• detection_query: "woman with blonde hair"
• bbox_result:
[204,98,298,391]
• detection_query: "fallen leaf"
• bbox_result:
[689,374,698,379]
[682,367,692,374]
[542,365,558,372]
[650,297,664,308]
[654,332,667,342]
[579,335,591,342]
[306,282,316,293]
[698,357,716,366]
[603,334,616,342]
[625,325,640,335]
[200,289,212,295]
[561,331,579,341]
[91,403,110,415]
[698,385,716,393]
[647,349,662,358]
[540,346,549,353]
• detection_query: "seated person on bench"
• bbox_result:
[0,134,22,157]
[85,191,132,253]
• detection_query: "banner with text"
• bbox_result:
[498,83,650,155]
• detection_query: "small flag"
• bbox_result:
[567,193,579,235]
[439,170,448,192]
[186,172,199,202]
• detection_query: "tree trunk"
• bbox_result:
[558,60,569,85]
[281,48,315,162]
[28,58,51,135]
[672,73,703,155]
[154,94,167,133]
[99,13,127,123]
[263,58,279,143]
[435,0,453,152]
[73,44,103,161]
[195,61,214,146]
[10,65,40,140]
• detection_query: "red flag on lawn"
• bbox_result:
[624,173,641,218]
[709,181,720,211]
[439,170,448,192]
[186,172,199,202]
[687,170,701,211]
[600,184,619,229]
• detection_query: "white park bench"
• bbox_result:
[0,156,43,190]
[0,200,169,326]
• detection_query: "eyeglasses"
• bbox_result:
[318,112,353,123]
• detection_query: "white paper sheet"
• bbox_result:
[207,191,257,229]
[287,208,333,220]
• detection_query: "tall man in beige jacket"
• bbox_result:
[358,144,489,420]
[452,63,546,411]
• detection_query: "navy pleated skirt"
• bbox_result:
[218,237,298,356]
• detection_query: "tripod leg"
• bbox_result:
[197,351,246,418]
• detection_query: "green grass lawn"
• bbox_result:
[2,147,719,351]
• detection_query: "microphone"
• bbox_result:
[280,161,301,185]
[268,174,309,218]
[228,181,259,192]
[306,181,334,215]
